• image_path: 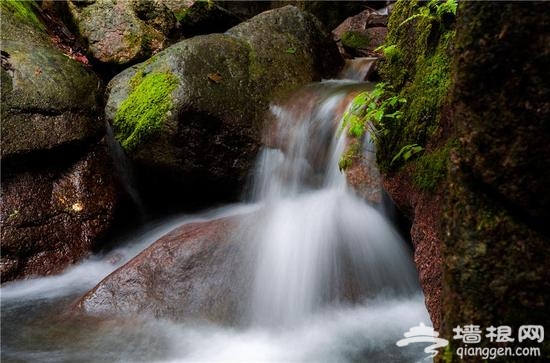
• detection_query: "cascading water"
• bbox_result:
[247,82,420,328]
[1,71,432,363]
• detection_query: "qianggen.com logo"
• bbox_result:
[396,323,544,361]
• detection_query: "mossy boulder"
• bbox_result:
[1,1,102,159]
[0,2,119,281]
[368,2,549,357]
[106,5,342,206]
[67,0,177,65]
[377,0,455,172]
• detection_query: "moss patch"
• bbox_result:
[375,0,455,172]
[412,140,454,191]
[1,0,45,30]
[341,31,370,50]
[338,141,362,171]
[113,71,179,151]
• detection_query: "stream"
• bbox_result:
[2,66,432,363]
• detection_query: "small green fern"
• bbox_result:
[341,83,406,141]
[399,0,457,27]
[391,144,424,165]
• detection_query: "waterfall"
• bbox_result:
[247,81,419,327]
[105,121,147,219]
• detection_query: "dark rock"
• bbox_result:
[106,5,342,208]
[0,2,119,282]
[175,0,241,38]
[1,2,102,159]
[287,1,371,31]
[1,141,118,281]
[372,1,549,357]
[441,2,550,359]
[75,215,253,323]
[215,1,272,21]
[67,0,177,65]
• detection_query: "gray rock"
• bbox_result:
[106,5,343,204]
[1,2,102,159]
[67,0,177,65]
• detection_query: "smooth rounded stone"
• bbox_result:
[74,215,255,324]
[105,5,343,206]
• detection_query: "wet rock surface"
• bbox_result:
[1,142,118,281]
[0,2,119,281]
[75,215,252,323]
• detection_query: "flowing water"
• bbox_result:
[2,74,432,362]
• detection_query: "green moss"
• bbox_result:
[375,0,455,172]
[1,0,45,30]
[338,141,362,171]
[412,140,454,191]
[341,31,370,50]
[113,71,179,151]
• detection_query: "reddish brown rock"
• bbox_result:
[1,141,119,281]
[333,8,389,58]
[346,152,383,205]
[74,215,252,323]
[382,169,443,330]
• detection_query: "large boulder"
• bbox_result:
[0,2,119,281]
[1,2,102,158]
[75,215,252,323]
[106,5,342,207]
[441,2,550,359]
[67,0,177,65]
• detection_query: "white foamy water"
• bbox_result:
[157,296,429,363]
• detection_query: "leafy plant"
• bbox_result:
[391,144,424,165]
[375,44,401,62]
[341,82,406,141]
[399,0,457,28]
